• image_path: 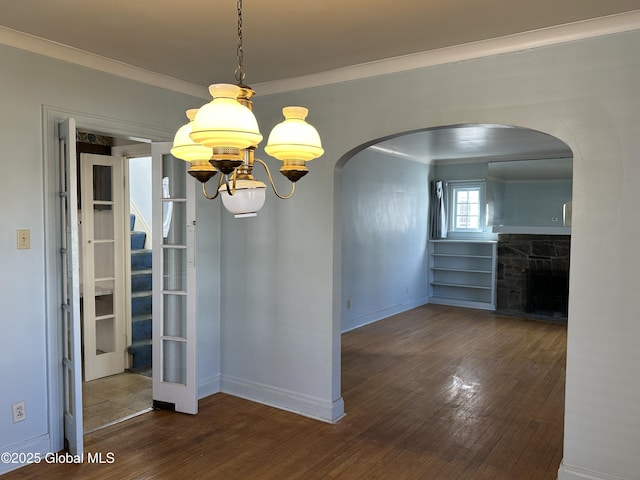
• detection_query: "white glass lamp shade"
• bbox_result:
[264,106,324,161]
[219,179,267,217]
[190,84,263,149]
[170,109,213,162]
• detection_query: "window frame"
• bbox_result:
[448,181,486,233]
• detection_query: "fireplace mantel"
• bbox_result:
[492,226,571,235]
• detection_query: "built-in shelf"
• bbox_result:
[432,267,491,274]
[428,240,497,310]
[431,282,492,289]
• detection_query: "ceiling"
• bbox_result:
[2,1,639,87]
[368,125,572,164]
[2,1,637,164]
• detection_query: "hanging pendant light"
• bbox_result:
[170,109,218,183]
[219,178,267,217]
[265,106,324,182]
[170,0,323,217]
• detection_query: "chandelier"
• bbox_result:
[171,0,324,217]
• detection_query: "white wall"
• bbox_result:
[340,149,429,332]
[129,156,152,230]
[241,29,640,479]
[196,193,222,398]
[218,187,342,420]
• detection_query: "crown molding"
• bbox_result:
[432,152,572,165]
[255,9,640,95]
[2,10,639,99]
[0,26,208,99]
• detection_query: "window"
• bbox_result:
[449,182,485,232]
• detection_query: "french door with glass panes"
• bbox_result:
[58,118,83,455]
[80,153,126,381]
[151,143,197,414]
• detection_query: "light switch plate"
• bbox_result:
[17,229,30,249]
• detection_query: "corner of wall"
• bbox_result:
[220,375,345,424]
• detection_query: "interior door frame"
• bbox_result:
[42,106,175,453]
[112,142,153,370]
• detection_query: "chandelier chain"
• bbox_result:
[234,0,245,84]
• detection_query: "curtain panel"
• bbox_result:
[430,180,447,238]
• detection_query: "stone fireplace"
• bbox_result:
[496,234,570,321]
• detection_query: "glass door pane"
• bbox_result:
[152,143,197,414]
[161,155,187,385]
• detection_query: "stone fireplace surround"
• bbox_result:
[496,234,570,321]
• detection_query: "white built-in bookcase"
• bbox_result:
[428,240,497,310]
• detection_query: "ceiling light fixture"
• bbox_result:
[171,0,324,218]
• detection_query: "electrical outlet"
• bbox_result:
[12,401,26,423]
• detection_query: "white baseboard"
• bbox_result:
[0,434,51,475]
[221,375,345,424]
[342,296,428,332]
[558,462,625,480]
[197,375,221,400]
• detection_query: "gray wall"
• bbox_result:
[340,149,429,332]
[500,180,572,226]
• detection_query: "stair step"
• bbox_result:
[132,292,152,317]
[129,212,151,371]
[132,315,152,342]
[127,340,152,370]
[131,269,152,293]
[131,250,152,270]
[131,231,147,250]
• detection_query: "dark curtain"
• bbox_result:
[429,180,447,238]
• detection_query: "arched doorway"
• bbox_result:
[333,123,573,476]
[337,123,573,332]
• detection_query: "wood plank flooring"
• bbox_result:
[5,304,566,479]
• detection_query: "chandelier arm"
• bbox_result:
[255,158,296,199]
[221,174,231,195]
[201,176,223,200]
[226,170,240,196]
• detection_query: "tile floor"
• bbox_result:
[82,371,152,433]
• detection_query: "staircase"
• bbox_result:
[127,214,152,375]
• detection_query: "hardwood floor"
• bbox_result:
[6,305,566,479]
